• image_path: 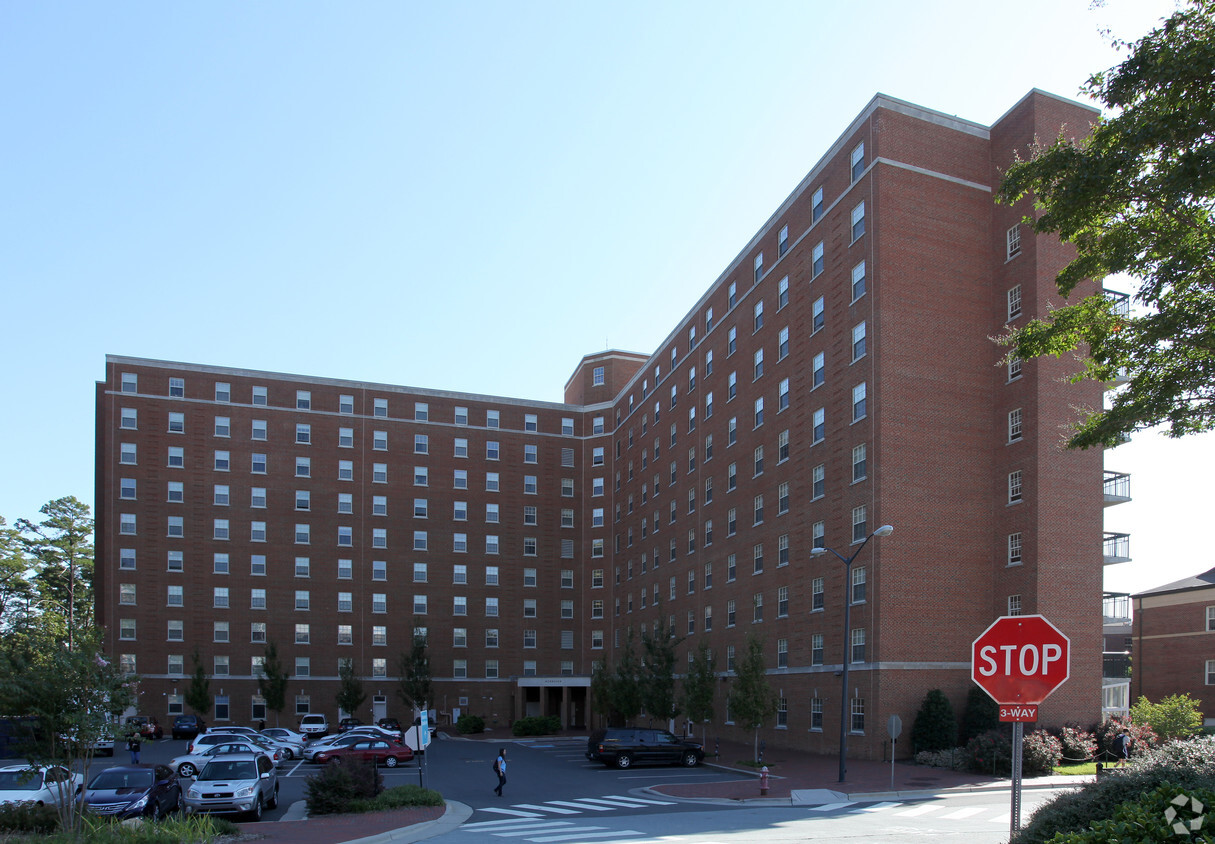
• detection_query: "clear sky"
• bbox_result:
[1,0,1207,596]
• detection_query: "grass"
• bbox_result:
[348,784,445,813]
[1053,761,1099,776]
[0,814,241,844]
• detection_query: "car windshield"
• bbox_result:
[89,770,153,790]
[198,761,257,781]
[0,771,40,790]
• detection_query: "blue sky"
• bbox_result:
[1,0,1207,595]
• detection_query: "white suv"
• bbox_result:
[298,714,329,738]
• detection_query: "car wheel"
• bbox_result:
[248,795,263,822]
[615,754,632,769]
[283,748,294,760]
[267,784,279,810]
[178,762,196,779]
[682,751,699,768]
[385,756,398,768]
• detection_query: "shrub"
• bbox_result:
[1032,782,1215,844]
[305,758,382,815]
[962,686,1001,742]
[914,747,967,770]
[0,800,58,834]
[910,689,958,753]
[512,715,561,736]
[1057,724,1097,764]
[965,729,1012,776]
[1095,714,1158,762]
[1129,693,1204,741]
[1022,729,1062,776]
[1129,733,1215,770]
[349,784,445,813]
[456,713,485,734]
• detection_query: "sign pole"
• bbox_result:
[1010,721,1023,839]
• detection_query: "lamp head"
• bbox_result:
[873,525,894,537]
[810,547,827,556]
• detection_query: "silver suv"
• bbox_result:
[183,753,278,821]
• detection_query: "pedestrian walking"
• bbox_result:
[127,735,141,765]
[493,748,507,796]
[1113,727,1131,767]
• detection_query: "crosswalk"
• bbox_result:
[807,798,1039,825]
[476,793,676,819]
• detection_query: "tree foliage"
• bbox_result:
[186,647,212,717]
[727,634,777,762]
[640,613,683,726]
[911,688,959,753]
[15,497,93,650]
[259,641,289,725]
[1130,693,1205,740]
[396,625,432,713]
[996,0,1215,449]
[337,658,367,718]
[681,639,717,742]
[611,628,644,725]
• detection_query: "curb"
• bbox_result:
[338,801,473,844]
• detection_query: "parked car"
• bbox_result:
[586,728,704,769]
[314,738,414,768]
[302,732,366,761]
[0,765,82,806]
[61,722,117,756]
[183,753,278,821]
[171,740,279,779]
[376,718,402,734]
[188,731,279,756]
[83,764,180,820]
[171,715,206,741]
[260,727,306,746]
[298,713,328,738]
[198,726,302,760]
[337,717,363,733]
[124,715,162,741]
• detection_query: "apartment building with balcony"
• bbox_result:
[96,89,1119,758]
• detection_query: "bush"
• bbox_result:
[1057,724,1097,764]
[1022,729,1062,776]
[305,758,383,815]
[1095,714,1158,762]
[1129,693,1205,741]
[512,715,561,736]
[0,800,58,834]
[910,689,958,753]
[1031,783,1215,844]
[456,713,485,735]
[1011,739,1215,844]
[962,686,1000,743]
[965,729,1013,776]
[349,784,445,813]
[914,747,967,770]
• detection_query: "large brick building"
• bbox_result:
[96,89,1115,758]
[1132,570,1215,722]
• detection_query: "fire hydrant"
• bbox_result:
[759,765,769,796]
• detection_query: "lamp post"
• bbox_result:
[811,524,893,783]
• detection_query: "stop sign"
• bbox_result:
[971,615,1070,705]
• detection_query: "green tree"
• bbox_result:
[681,639,718,745]
[727,634,777,763]
[0,517,34,631]
[590,659,617,728]
[962,686,1000,743]
[185,647,212,718]
[337,658,367,719]
[911,689,960,753]
[396,624,432,714]
[259,641,289,726]
[996,0,1215,449]
[641,611,683,727]
[611,627,644,726]
[16,497,93,651]
[1129,693,1204,740]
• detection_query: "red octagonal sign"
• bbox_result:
[972,615,1070,708]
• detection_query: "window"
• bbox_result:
[252,488,267,508]
[120,407,137,430]
[373,397,388,418]
[454,438,468,458]
[1009,355,1022,381]
[523,475,537,494]
[845,445,866,485]
[485,502,498,523]
[213,553,230,574]
[414,594,428,614]
[812,241,824,278]
[213,586,229,608]
[414,562,428,583]
[1008,284,1022,320]
[455,406,469,426]
[753,540,764,570]
[251,453,266,473]
[338,558,353,579]
[372,527,387,548]
[852,321,866,361]
[851,201,866,240]
[214,450,230,471]
[753,348,764,380]
[169,376,185,397]
[486,535,499,554]
[373,430,387,450]
[592,446,604,466]
[850,141,865,181]
[372,560,385,580]
[753,299,764,331]
[851,698,865,733]
[413,530,427,551]
[525,413,538,432]
[852,382,867,421]
[338,394,353,413]
[120,548,136,569]
[754,252,763,283]
[727,326,737,356]
[811,463,825,500]
[251,622,266,642]
[295,623,310,644]
[487,409,499,428]
[414,434,428,454]
[455,469,468,489]
[812,186,824,221]
[851,260,867,301]
[1207,607,1215,633]
[778,378,789,411]
[851,628,866,663]
[251,588,267,609]
[778,225,789,257]
[486,565,500,585]
[295,423,310,444]
[486,597,499,617]
[167,620,183,641]
[120,513,137,536]
[727,600,736,627]
[294,523,310,544]
[294,456,309,477]
[1007,225,1022,259]
[167,585,182,607]
[337,425,354,447]
[1008,532,1023,565]
[592,366,605,386]
[1009,470,1023,503]
[778,326,789,361]
[754,397,764,428]
[812,296,825,333]
[120,477,137,500]
[852,566,867,603]
[1009,594,1023,616]
[1008,408,1023,442]
[852,505,868,542]
[337,492,352,513]
[812,408,825,444]
[487,472,500,492]
[372,495,387,516]
[295,657,310,677]
[167,411,185,434]
[214,382,230,402]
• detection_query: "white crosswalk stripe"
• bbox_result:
[895,803,942,817]
[856,801,902,813]
[940,806,987,820]
[810,801,855,812]
[527,831,645,843]
[511,803,581,814]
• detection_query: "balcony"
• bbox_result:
[1103,652,1131,679]
[1104,532,1131,565]
[1103,593,1131,625]
[1103,471,1131,506]
[1104,288,1130,318]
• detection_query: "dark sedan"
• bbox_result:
[83,764,180,820]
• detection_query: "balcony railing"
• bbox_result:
[1103,652,1132,679]
[1104,288,1130,318]
[1104,532,1131,565]
[1103,593,1131,622]
[1104,471,1131,506]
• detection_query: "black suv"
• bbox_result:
[172,715,206,741]
[586,728,704,769]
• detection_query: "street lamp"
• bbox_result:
[811,524,893,783]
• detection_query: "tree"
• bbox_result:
[16,497,93,650]
[962,686,1000,743]
[611,628,644,726]
[911,689,959,753]
[259,641,289,726]
[590,659,617,728]
[1129,693,1204,740]
[681,639,718,744]
[996,0,1215,449]
[640,612,683,728]
[727,634,777,763]
[396,624,432,715]
[337,658,367,719]
[185,647,212,718]
[0,517,34,632]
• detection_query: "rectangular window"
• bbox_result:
[753,298,764,331]
[215,382,230,402]
[373,397,388,418]
[1007,225,1022,259]
[1008,284,1022,320]
[851,628,866,663]
[754,397,764,428]
[753,348,764,380]
[778,225,789,257]
[852,321,867,361]
[812,241,824,278]
[1009,470,1023,503]
[1009,594,1023,616]
[294,456,309,477]
[169,376,185,397]
[851,200,866,240]
[1009,355,1022,381]
[251,588,267,609]
[1008,532,1023,565]
[852,261,867,301]
[338,558,352,579]
[213,586,229,608]
[852,382,867,421]
[851,698,865,733]
[850,141,865,181]
[251,622,266,643]
[852,505,868,543]
[1009,408,1023,442]
[812,408,825,444]
[813,296,824,333]
[167,585,182,606]
[414,434,428,454]
[812,577,824,611]
[812,186,824,221]
[852,566,867,603]
[214,450,230,471]
[778,378,789,411]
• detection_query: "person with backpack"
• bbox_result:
[127,734,141,764]
[493,747,507,796]
[1112,727,1131,766]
